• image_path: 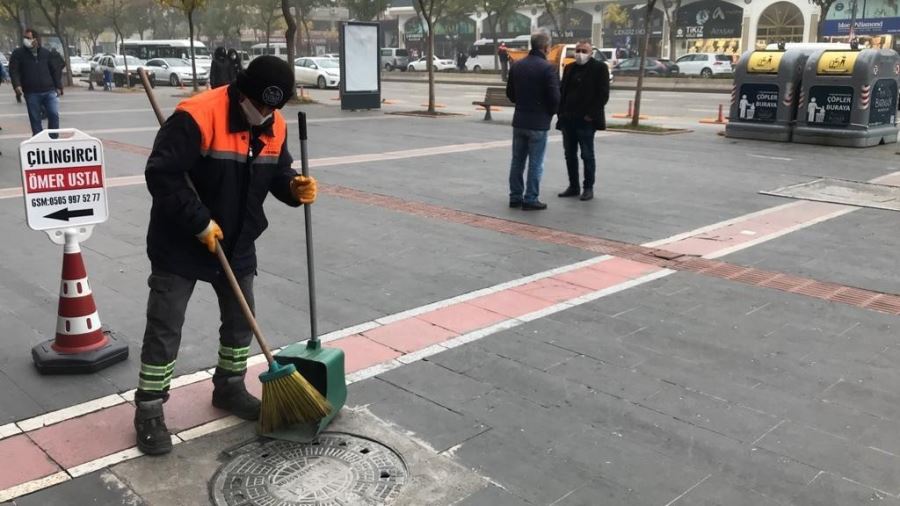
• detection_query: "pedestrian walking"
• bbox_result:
[505,31,560,211]
[457,51,468,72]
[556,40,609,202]
[498,42,509,82]
[209,46,229,88]
[134,56,318,455]
[227,48,243,83]
[9,29,62,135]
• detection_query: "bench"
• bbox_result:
[472,86,513,120]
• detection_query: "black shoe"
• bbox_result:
[212,376,261,420]
[558,187,580,197]
[580,189,594,201]
[522,201,548,210]
[134,399,172,455]
[509,201,522,208]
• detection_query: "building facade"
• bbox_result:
[384,0,826,59]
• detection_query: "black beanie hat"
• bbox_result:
[235,55,295,109]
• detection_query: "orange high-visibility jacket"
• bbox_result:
[145,84,301,281]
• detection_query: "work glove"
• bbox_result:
[196,220,223,254]
[290,175,317,204]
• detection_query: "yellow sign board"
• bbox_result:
[747,52,783,74]
[817,51,858,75]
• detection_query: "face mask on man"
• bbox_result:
[239,98,272,126]
[23,37,34,48]
[574,52,591,65]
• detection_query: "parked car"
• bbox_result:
[675,53,733,77]
[92,54,155,87]
[612,57,679,77]
[380,47,409,71]
[294,57,340,89]
[322,53,339,59]
[68,55,91,75]
[145,57,208,86]
[407,55,455,72]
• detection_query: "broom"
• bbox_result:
[214,242,331,433]
[136,68,331,431]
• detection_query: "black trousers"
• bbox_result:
[135,269,254,402]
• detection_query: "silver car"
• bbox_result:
[145,58,209,87]
[381,48,409,72]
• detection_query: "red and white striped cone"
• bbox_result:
[54,236,107,353]
[32,231,128,374]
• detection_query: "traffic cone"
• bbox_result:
[32,231,128,374]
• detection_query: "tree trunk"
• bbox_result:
[189,9,198,91]
[282,0,296,65]
[631,4,654,127]
[427,19,435,113]
[118,30,131,87]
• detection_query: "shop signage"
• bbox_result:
[806,86,854,126]
[675,0,743,38]
[737,84,779,122]
[869,79,898,126]
[823,0,900,35]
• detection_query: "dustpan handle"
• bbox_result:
[298,111,319,347]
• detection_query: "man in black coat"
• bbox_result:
[556,40,609,202]
[505,31,560,211]
[209,46,229,88]
[9,29,62,135]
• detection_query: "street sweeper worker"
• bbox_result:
[134,55,317,455]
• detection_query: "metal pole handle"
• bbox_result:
[298,112,319,348]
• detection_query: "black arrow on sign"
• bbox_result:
[44,207,94,221]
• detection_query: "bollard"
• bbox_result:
[700,103,728,124]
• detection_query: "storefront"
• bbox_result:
[821,0,900,51]
[674,0,744,57]
[602,2,665,56]
[402,16,476,58]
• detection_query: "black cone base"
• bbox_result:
[32,332,129,375]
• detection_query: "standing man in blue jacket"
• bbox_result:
[9,29,62,135]
[505,31,560,211]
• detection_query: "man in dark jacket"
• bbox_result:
[209,46,229,88]
[227,48,243,82]
[505,31,560,210]
[134,56,317,456]
[557,40,609,202]
[9,29,62,135]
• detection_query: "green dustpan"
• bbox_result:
[264,112,347,443]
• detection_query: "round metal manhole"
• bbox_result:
[210,432,408,506]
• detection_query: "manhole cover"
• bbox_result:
[211,432,408,506]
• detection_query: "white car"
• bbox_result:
[68,56,91,75]
[145,58,209,86]
[675,53,733,78]
[294,57,340,89]
[407,56,455,72]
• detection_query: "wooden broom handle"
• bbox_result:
[215,241,275,365]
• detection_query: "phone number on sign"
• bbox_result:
[30,192,102,207]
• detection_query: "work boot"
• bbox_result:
[558,186,580,197]
[580,189,594,201]
[212,376,261,420]
[522,201,548,210]
[134,399,172,456]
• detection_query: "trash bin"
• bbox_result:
[793,48,900,147]
[726,49,811,142]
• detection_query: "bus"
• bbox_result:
[121,40,211,68]
[465,35,530,71]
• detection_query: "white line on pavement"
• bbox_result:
[0,108,157,118]
[747,153,793,161]
[0,114,403,140]
[0,472,70,503]
[16,394,127,432]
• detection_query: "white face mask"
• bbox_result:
[239,98,272,126]
[23,38,33,48]
[574,52,591,65]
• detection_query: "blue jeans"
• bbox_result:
[561,117,596,190]
[508,128,548,204]
[25,91,60,135]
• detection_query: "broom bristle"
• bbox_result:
[259,370,332,434]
